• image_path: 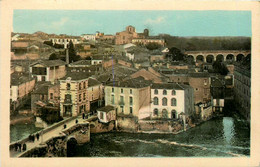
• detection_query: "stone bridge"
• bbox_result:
[10,116,97,157]
[184,50,251,63]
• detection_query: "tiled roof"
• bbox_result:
[151,83,184,90]
[11,72,34,86]
[30,60,66,67]
[69,60,91,66]
[107,76,152,88]
[32,82,52,94]
[60,71,91,81]
[88,78,101,87]
[97,105,115,113]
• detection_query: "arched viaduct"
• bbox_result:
[184,50,251,63]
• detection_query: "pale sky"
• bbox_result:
[13,10,251,37]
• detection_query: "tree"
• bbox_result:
[212,61,228,75]
[43,40,53,47]
[53,43,64,49]
[145,42,162,50]
[166,47,185,61]
[68,41,80,63]
[49,53,58,60]
[85,56,92,60]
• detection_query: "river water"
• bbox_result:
[73,116,250,157]
[10,123,43,143]
[10,115,250,157]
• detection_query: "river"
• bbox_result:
[10,115,250,157]
[73,116,250,157]
[10,123,43,143]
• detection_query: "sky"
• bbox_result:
[13,10,251,37]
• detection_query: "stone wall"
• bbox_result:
[116,117,138,132]
[138,120,183,133]
[90,120,115,133]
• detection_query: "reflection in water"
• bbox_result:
[10,115,250,157]
[73,116,250,157]
[223,117,235,144]
[10,123,43,143]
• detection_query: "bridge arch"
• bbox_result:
[206,55,214,63]
[67,137,78,157]
[236,54,245,62]
[216,54,224,62]
[186,55,195,63]
[196,55,204,62]
[226,54,234,62]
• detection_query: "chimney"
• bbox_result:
[66,49,69,64]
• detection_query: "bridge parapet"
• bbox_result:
[10,116,92,157]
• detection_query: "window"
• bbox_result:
[79,94,82,102]
[66,83,71,90]
[100,112,104,119]
[172,90,176,95]
[79,83,82,90]
[129,97,133,105]
[154,108,158,116]
[112,87,114,92]
[163,90,167,95]
[120,96,124,104]
[120,106,124,113]
[83,93,86,100]
[41,94,45,101]
[121,89,123,93]
[171,98,177,106]
[204,89,207,95]
[171,110,177,119]
[154,89,158,94]
[162,97,167,106]
[130,89,132,94]
[162,109,168,119]
[111,95,115,104]
[130,107,133,114]
[65,94,71,103]
[153,97,159,105]
[50,93,53,100]
[83,82,86,89]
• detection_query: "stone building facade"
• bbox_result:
[234,65,251,121]
[115,26,138,45]
[150,83,194,119]
[105,77,151,120]
[29,60,66,83]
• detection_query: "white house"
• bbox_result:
[150,83,194,119]
[97,105,116,123]
[82,34,96,41]
[29,60,66,82]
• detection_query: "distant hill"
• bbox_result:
[160,35,251,51]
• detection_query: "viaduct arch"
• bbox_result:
[185,50,251,63]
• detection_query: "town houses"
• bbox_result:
[10,24,251,134]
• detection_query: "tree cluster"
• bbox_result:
[212,61,229,75]
[166,47,185,61]
[161,35,251,51]
[145,42,162,50]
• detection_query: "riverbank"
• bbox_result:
[10,114,35,125]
